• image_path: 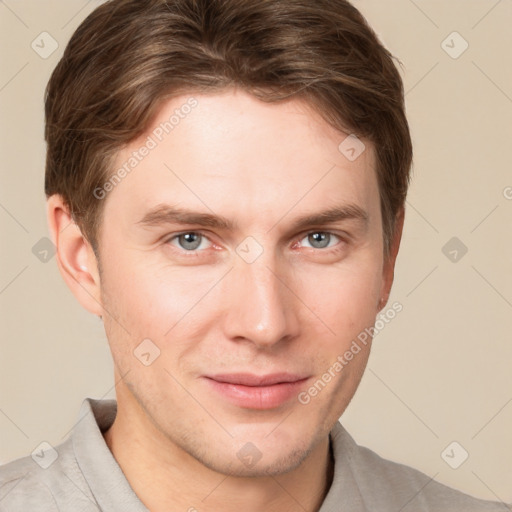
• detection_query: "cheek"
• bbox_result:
[297,257,383,337]
[101,251,225,343]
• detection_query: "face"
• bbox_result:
[95,88,392,476]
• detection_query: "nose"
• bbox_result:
[221,249,300,350]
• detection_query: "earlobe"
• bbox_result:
[47,195,103,317]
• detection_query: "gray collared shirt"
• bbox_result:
[0,398,508,511]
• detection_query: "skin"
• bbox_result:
[48,87,403,512]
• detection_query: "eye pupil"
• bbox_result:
[308,232,330,249]
[179,232,202,250]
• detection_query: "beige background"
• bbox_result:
[1,0,511,503]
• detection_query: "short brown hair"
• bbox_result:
[45,0,412,258]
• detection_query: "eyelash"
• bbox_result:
[164,231,346,257]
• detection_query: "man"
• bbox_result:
[0,0,508,511]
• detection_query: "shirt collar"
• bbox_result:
[319,420,368,512]
[72,397,365,512]
[72,398,149,511]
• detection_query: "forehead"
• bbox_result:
[103,88,379,231]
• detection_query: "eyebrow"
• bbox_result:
[136,203,369,233]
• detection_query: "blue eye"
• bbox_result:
[165,230,343,257]
[169,232,211,251]
[301,232,340,249]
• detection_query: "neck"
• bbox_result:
[103,386,334,512]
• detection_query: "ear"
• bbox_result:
[47,194,103,317]
[378,207,405,312]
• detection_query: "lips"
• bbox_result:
[203,373,310,410]
[206,373,308,386]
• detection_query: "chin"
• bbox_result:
[198,442,314,478]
